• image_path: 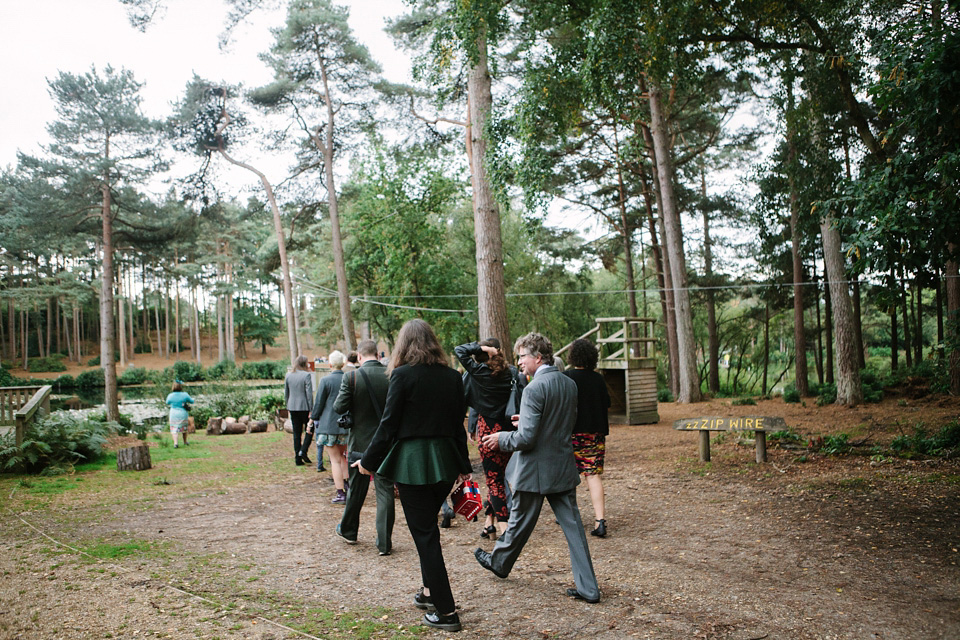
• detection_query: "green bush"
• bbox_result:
[816,382,837,406]
[75,369,105,388]
[52,374,75,391]
[87,352,119,366]
[891,420,960,457]
[239,360,287,380]
[820,433,851,455]
[118,367,148,386]
[171,360,204,382]
[259,393,285,413]
[27,356,67,373]
[190,406,216,430]
[200,384,255,419]
[0,413,119,474]
[133,340,152,354]
[657,388,674,403]
[782,386,801,404]
[768,428,804,445]
[731,396,757,406]
[206,360,240,380]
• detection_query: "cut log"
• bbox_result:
[206,417,223,435]
[249,420,269,433]
[238,415,250,424]
[117,445,152,472]
[275,409,289,432]
[283,418,293,434]
[221,417,246,435]
[187,416,195,434]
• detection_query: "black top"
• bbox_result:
[361,363,471,475]
[455,341,515,422]
[563,368,611,436]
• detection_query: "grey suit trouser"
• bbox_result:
[339,466,395,554]
[489,488,600,600]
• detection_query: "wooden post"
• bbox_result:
[756,431,767,463]
[117,444,152,471]
[698,430,711,462]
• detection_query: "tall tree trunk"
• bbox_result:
[128,269,135,357]
[640,169,671,366]
[900,267,913,368]
[154,292,162,361]
[852,275,866,369]
[53,296,59,356]
[174,268,181,358]
[821,215,862,405]
[613,124,639,324]
[117,268,127,369]
[192,285,202,364]
[945,254,960,395]
[648,84,700,402]
[914,278,923,364]
[100,172,119,421]
[466,30,511,359]
[825,278,834,385]
[164,280,170,360]
[788,139,809,396]
[226,259,235,362]
[7,295,14,361]
[936,268,945,360]
[702,170,719,393]
[762,300,771,396]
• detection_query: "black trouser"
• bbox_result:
[397,480,457,615]
[290,410,312,457]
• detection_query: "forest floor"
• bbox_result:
[1,381,959,639]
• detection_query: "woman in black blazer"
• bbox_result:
[354,319,471,633]
[563,339,611,538]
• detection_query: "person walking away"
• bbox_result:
[165,381,194,448]
[333,339,394,555]
[455,339,515,539]
[310,350,350,502]
[284,355,314,466]
[563,339,611,537]
[354,319,471,632]
[474,332,601,603]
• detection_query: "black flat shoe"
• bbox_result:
[440,513,452,529]
[591,519,607,538]
[299,454,312,465]
[413,587,436,611]
[474,548,508,579]
[295,456,305,466]
[566,587,600,603]
[480,524,496,538]
[423,611,461,632]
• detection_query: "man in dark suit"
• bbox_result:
[475,332,601,603]
[333,339,394,555]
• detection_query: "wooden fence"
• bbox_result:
[0,385,52,446]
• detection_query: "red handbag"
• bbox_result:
[451,479,483,520]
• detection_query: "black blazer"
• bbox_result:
[455,342,517,422]
[563,368,611,436]
[361,363,470,474]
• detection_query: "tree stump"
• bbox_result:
[206,417,223,435]
[275,409,289,432]
[221,417,246,435]
[117,445,152,472]
[283,419,293,434]
[249,420,269,433]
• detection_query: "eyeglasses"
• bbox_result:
[517,352,533,363]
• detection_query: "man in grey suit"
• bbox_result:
[474,332,601,603]
[333,340,395,555]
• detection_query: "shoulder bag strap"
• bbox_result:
[356,366,383,421]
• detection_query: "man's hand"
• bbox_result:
[351,459,372,476]
[481,432,500,451]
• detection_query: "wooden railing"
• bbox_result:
[556,317,657,369]
[0,385,52,446]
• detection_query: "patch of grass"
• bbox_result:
[891,420,960,458]
[837,476,870,490]
[81,539,166,560]
[731,396,757,406]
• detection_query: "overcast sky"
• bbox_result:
[0,0,410,168]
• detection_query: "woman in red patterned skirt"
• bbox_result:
[563,339,611,537]
[455,339,519,539]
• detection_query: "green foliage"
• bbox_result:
[657,388,674,403]
[891,421,960,458]
[118,367,148,386]
[190,406,216,430]
[0,413,119,474]
[258,393,285,413]
[199,384,256,419]
[27,356,67,373]
[87,353,119,366]
[52,374,75,391]
[75,369,105,388]
[819,433,851,455]
[206,360,240,381]
[731,396,757,406]
[172,360,204,382]
[238,360,287,380]
[816,383,837,406]
[782,386,801,404]
[768,428,804,445]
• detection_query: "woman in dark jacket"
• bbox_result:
[563,339,611,538]
[354,319,471,633]
[455,339,515,539]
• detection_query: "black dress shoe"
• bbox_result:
[299,453,312,465]
[565,587,600,603]
[423,611,461,632]
[440,512,452,529]
[295,456,305,466]
[591,519,607,538]
[474,548,508,579]
[413,586,436,611]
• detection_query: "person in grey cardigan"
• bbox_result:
[284,355,314,466]
[474,332,600,603]
[310,350,349,503]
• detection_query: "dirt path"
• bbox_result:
[2,396,959,639]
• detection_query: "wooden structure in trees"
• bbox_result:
[0,385,52,446]
[555,317,659,425]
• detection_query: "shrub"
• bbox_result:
[206,360,240,381]
[200,384,255,419]
[657,388,674,403]
[27,356,67,373]
[118,367,149,386]
[171,360,204,382]
[816,383,837,406]
[259,393,285,413]
[782,386,801,404]
[891,420,960,457]
[133,340,152,354]
[87,352,119,366]
[768,428,804,445]
[75,369,105,388]
[819,433,851,455]
[190,405,216,430]
[0,413,119,474]
[731,396,757,406]
[52,374,75,391]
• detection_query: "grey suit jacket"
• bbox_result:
[284,370,314,411]
[498,365,580,494]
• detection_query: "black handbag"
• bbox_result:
[337,411,353,429]
[505,370,521,417]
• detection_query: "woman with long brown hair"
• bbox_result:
[354,319,471,632]
[455,338,516,539]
